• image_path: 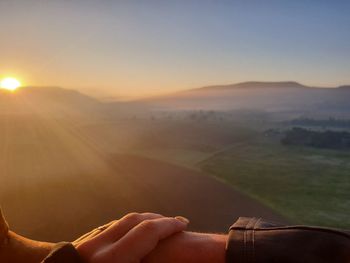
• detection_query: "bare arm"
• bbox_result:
[143,231,226,263]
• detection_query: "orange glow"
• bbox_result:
[0,77,21,91]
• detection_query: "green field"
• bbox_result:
[199,137,350,229]
[85,118,350,229]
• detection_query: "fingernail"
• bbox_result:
[175,216,190,224]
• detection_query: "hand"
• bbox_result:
[142,231,226,263]
[74,213,189,263]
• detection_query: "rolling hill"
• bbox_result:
[0,86,104,118]
[143,81,350,118]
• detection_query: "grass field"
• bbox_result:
[199,136,350,229]
[118,119,350,229]
[118,119,258,167]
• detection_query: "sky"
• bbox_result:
[0,0,349,98]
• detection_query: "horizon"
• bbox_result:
[2,79,350,101]
[1,1,350,98]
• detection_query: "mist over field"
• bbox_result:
[1,81,350,241]
[145,81,350,116]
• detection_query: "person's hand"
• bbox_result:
[73,212,189,263]
[142,231,226,263]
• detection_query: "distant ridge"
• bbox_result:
[197,81,308,91]
[19,86,99,102]
[191,81,350,92]
[141,80,350,114]
[0,86,103,117]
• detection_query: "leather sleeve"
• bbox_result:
[226,217,350,263]
[41,242,82,263]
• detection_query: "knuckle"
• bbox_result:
[123,212,141,222]
[139,220,158,232]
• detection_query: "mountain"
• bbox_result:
[0,86,153,122]
[0,86,102,118]
[195,81,308,91]
[142,81,350,118]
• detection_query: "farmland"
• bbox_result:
[125,117,350,229]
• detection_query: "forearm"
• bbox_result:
[0,231,54,263]
[143,231,226,263]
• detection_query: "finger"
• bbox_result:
[73,229,101,246]
[97,213,164,243]
[76,213,164,253]
[73,220,116,245]
[109,216,189,261]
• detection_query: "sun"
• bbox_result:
[0,77,21,91]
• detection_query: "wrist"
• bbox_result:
[143,231,226,263]
[199,233,226,263]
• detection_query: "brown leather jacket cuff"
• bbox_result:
[41,242,82,263]
[226,217,350,263]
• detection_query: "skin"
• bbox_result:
[74,213,226,263]
[0,211,226,263]
[142,231,226,263]
[0,231,54,263]
[74,212,190,263]
[0,208,54,263]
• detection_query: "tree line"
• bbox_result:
[288,118,350,128]
[281,127,350,150]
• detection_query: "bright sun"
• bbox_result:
[0,77,21,91]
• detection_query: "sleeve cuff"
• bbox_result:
[225,217,261,263]
[225,217,350,263]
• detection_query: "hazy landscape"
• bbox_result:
[1,81,349,241]
[1,1,349,246]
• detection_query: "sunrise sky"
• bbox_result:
[0,0,349,98]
